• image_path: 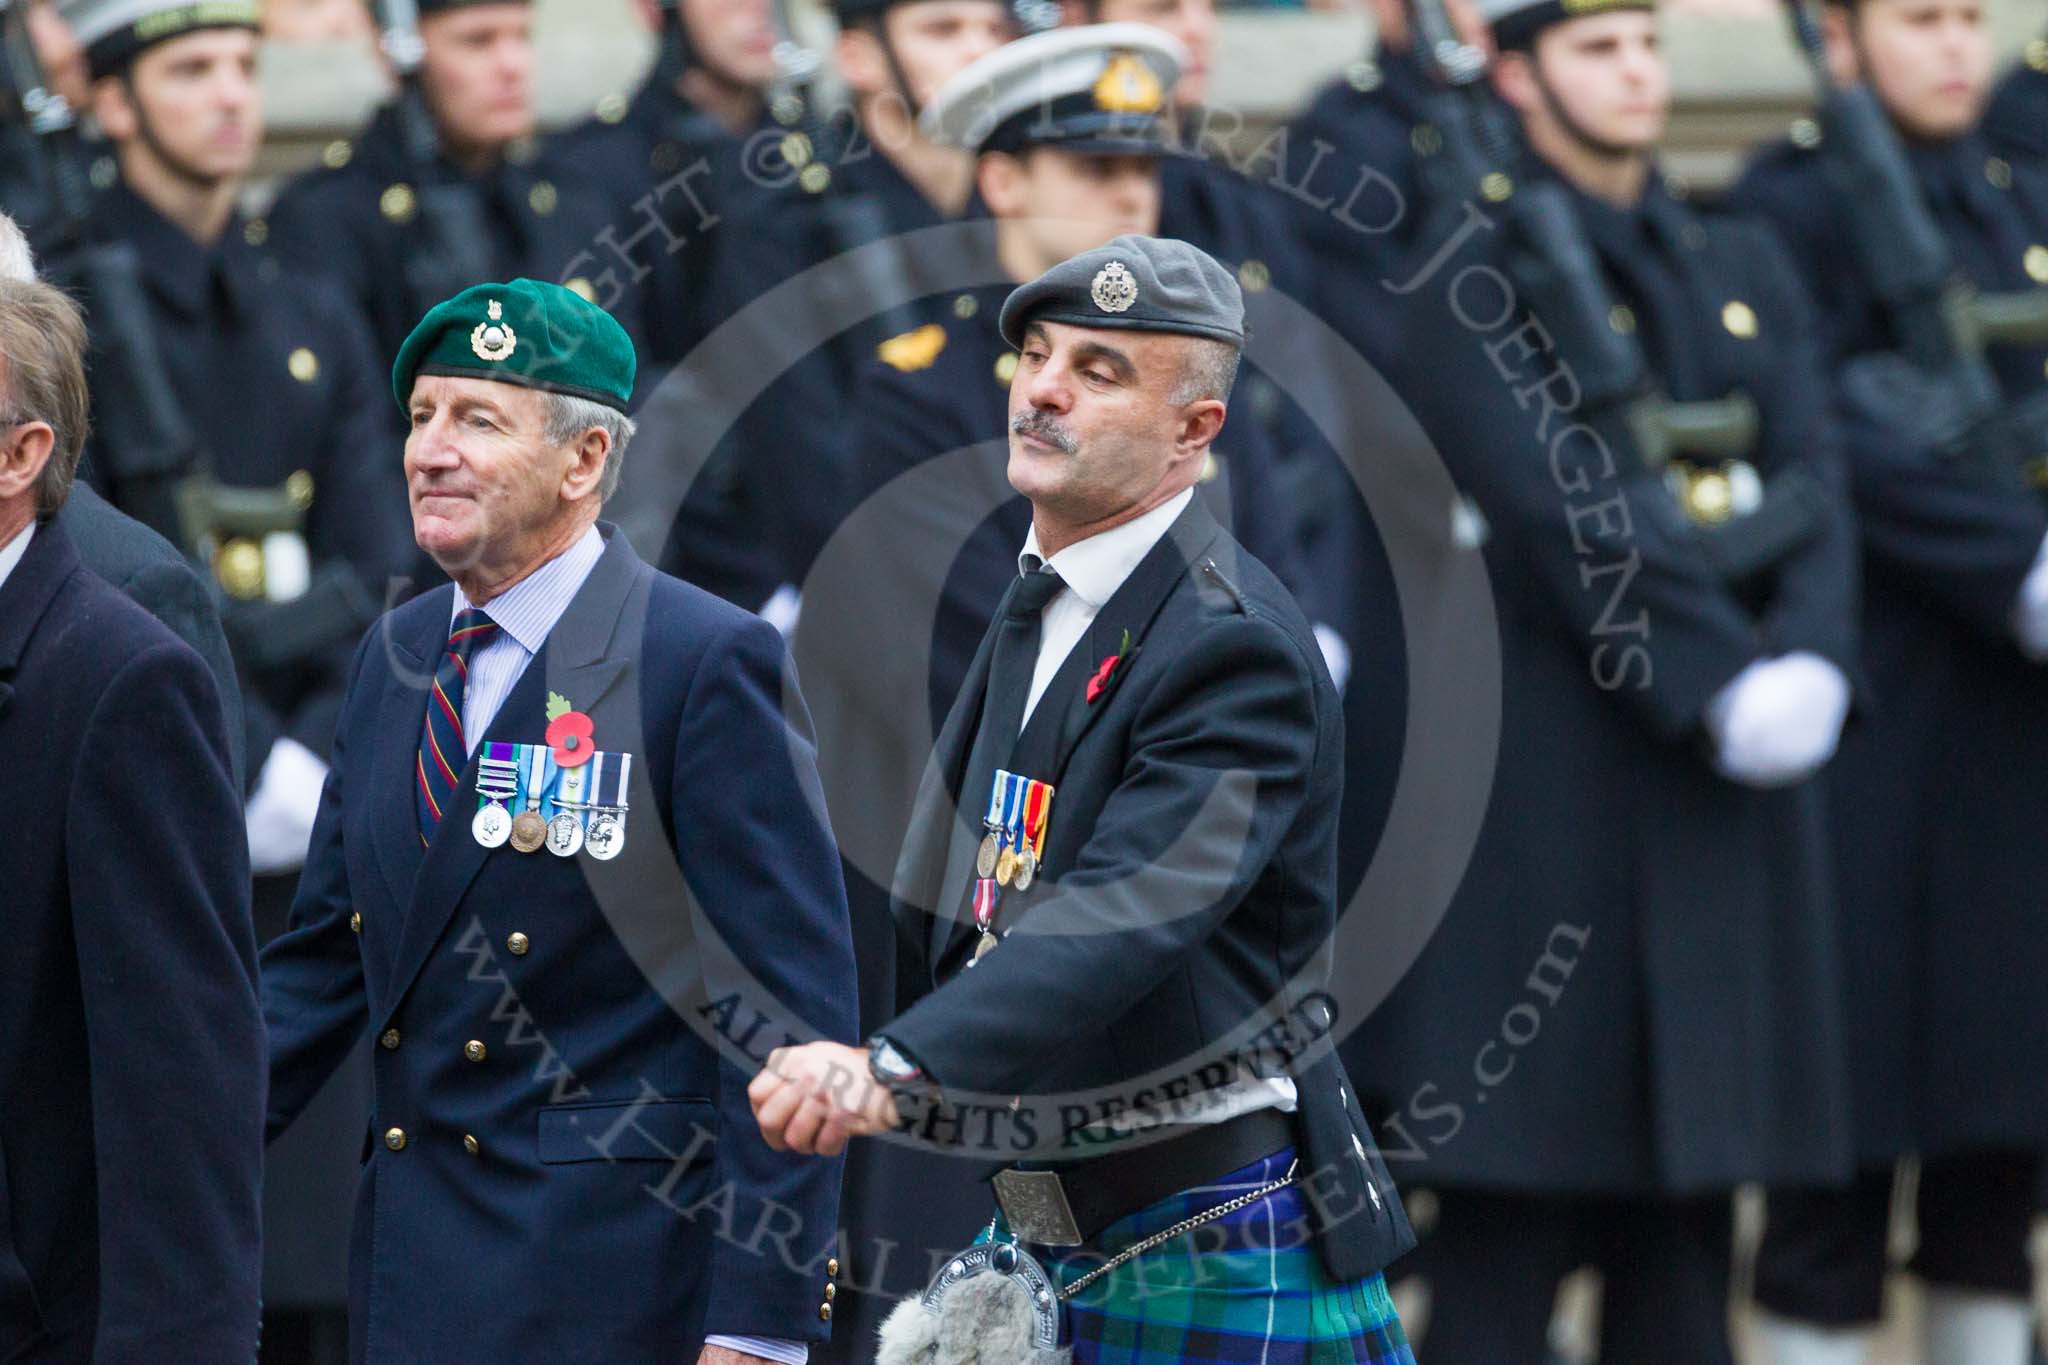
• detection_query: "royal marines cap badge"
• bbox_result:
[1091,261,1138,314]
[471,299,518,363]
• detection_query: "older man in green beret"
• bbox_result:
[260,278,859,1364]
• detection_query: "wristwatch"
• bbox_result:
[867,1035,939,1106]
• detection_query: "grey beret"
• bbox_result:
[999,235,1245,350]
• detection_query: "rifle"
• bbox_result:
[1405,0,1827,581]
[0,1,372,665]
[1781,0,2048,493]
[377,0,498,319]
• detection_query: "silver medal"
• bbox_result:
[472,801,511,849]
[586,810,625,861]
[545,810,584,857]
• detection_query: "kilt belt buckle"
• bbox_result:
[990,1168,1085,1246]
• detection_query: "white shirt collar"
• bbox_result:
[1018,488,1194,610]
[452,523,605,653]
[0,520,35,595]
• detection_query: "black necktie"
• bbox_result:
[940,565,1065,939]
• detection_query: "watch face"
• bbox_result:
[869,1038,920,1083]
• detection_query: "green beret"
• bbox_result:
[392,278,635,414]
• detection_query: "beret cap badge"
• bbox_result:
[470,299,518,363]
[1091,261,1139,314]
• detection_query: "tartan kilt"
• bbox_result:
[1010,1149,1417,1365]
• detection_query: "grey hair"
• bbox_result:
[540,391,637,503]
[0,213,38,284]
[0,278,93,520]
[1168,337,1242,406]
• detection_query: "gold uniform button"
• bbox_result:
[994,352,1018,385]
[1721,300,1759,340]
[826,1258,840,1277]
[1479,171,1513,203]
[1410,124,1442,158]
[507,932,531,955]
[799,163,831,194]
[1237,259,1271,293]
[2025,245,2048,286]
[1608,304,1636,335]
[1790,117,1822,150]
[1198,452,1221,484]
[529,180,559,217]
[824,1284,836,1300]
[463,1134,481,1156]
[595,92,628,124]
[322,138,353,170]
[287,348,319,384]
[380,183,417,224]
[818,1304,832,1322]
[243,217,269,247]
[350,912,362,934]
[1987,157,2013,191]
[379,1029,401,1050]
[953,293,979,320]
[781,131,813,169]
[384,1127,407,1152]
[213,539,265,601]
[464,1040,487,1062]
[287,469,316,511]
[1344,60,1382,93]
[566,277,598,304]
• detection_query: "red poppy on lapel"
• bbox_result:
[545,710,596,767]
[1086,630,1137,705]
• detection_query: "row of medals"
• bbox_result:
[470,751,626,861]
[974,822,1037,962]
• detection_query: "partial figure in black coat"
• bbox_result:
[0,275,263,1365]
[1726,0,2048,1359]
[1354,2,1864,1360]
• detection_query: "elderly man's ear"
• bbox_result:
[562,427,611,502]
[0,421,55,504]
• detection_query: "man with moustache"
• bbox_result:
[752,237,1417,1362]
[1362,0,1865,1357]
[1731,0,2048,1358]
[258,278,858,1363]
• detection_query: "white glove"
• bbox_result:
[1705,651,1851,789]
[246,737,331,876]
[1313,622,1353,694]
[758,582,802,638]
[2012,534,2048,662]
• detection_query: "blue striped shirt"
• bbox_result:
[449,524,606,754]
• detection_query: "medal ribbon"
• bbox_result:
[556,757,590,833]
[524,744,555,819]
[973,877,1000,934]
[476,741,518,809]
[983,766,1008,835]
[998,770,1027,854]
[1022,779,1053,859]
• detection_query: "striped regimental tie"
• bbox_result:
[416,607,499,846]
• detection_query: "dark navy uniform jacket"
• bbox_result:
[266,103,646,387]
[1984,42,2048,160]
[260,528,858,1361]
[0,521,262,1364]
[1361,170,1860,1194]
[85,179,412,779]
[554,79,797,371]
[1730,131,2048,1163]
[647,137,971,611]
[881,497,1414,1284]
